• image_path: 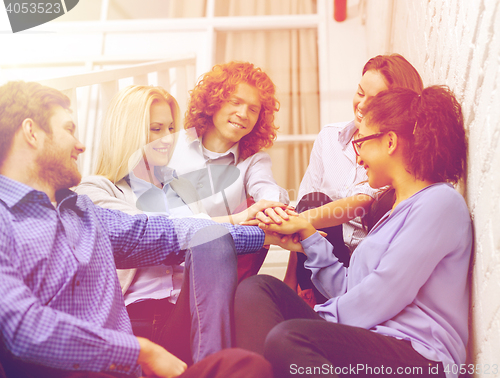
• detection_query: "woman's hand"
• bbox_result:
[260,216,317,242]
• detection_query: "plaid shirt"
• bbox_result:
[0,175,264,376]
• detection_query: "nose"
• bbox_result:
[236,104,249,120]
[75,138,86,154]
[160,132,174,144]
[356,154,363,166]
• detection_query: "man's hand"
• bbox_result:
[137,337,187,378]
[264,230,305,253]
[245,200,297,224]
[262,216,318,253]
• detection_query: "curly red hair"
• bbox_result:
[184,61,280,160]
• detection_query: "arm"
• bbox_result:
[213,200,295,225]
[0,226,140,374]
[299,194,374,229]
[243,152,289,204]
[90,204,266,269]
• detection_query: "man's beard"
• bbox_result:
[35,137,82,192]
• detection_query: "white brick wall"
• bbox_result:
[364,0,500,374]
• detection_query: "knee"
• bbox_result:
[189,224,233,250]
[235,274,281,303]
[188,225,237,265]
[264,320,301,355]
[264,320,307,374]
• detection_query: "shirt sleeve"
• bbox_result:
[347,180,380,199]
[91,204,266,270]
[243,152,289,204]
[304,189,472,329]
[0,218,141,375]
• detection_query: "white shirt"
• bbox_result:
[298,121,379,250]
[168,128,289,217]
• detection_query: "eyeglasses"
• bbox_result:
[352,132,386,156]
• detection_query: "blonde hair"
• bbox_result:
[94,85,181,182]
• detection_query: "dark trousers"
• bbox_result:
[296,192,351,304]
[0,347,272,378]
[235,275,445,378]
[126,282,193,365]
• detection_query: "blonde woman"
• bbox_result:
[75,85,291,366]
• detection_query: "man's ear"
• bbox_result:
[386,131,399,155]
[20,118,43,148]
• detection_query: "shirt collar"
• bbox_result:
[154,166,178,185]
[0,174,36,208]
[338,120,358,149]
[202,142,239,163]
[186,127,240,163]
[0,174,79,210]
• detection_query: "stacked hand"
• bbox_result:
[240,202,319,253]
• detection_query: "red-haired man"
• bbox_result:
[168,61,289,279]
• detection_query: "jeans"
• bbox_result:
[235,275,445,378]
[128,225,238,365]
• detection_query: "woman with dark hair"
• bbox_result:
[235,86,471,378]
[282,54,424,305]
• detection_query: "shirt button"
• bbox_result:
[76,281,80,286]
[165,270,170,274]
[109,363,116,370]
[197,184,203,188]
[73,363,80,369]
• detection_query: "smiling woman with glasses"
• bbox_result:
[234,85,471,378]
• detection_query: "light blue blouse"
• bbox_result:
[302,183,472,378]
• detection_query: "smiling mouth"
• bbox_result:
[153,147,170,153]
[229,121,246,129]
[356,108,364,120]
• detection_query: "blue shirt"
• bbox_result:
[0,175,264,375]
[302,183,472,378]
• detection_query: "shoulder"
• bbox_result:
[418,183,467,208]
[76,175,119,194]
[412,183,470,225]
[238,150,272,168]
[321,120,353,133]
[314,121,353,145]
[75,175,131,201]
